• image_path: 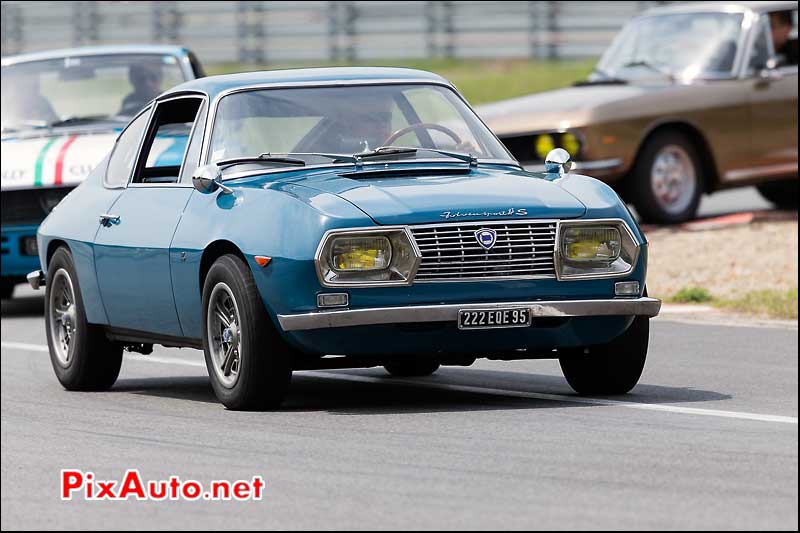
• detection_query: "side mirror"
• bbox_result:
[192,165,231,194]
[544,148,573,175]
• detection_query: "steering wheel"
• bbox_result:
[382,122,462,147]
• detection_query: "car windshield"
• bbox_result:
[1,53,187,132]
[596,12,745,81]
[208,84,513,166]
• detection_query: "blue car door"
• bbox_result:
[94,95,205,338]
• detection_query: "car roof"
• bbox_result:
[643,0,797,17]
[1,45,192,67]
[165,67,451,100]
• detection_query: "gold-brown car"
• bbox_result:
[478,1,798,223]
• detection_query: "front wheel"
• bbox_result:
[756,180,798,210]
[202,254,292,410]
[558,315,649,395]
[629,130,704,224]
[45,247,123,391]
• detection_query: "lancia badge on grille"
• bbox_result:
[475,228,497,250]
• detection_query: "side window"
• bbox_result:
[774,9,798,67]
[747,17,772,74]
[105,108,150,188]
[179,100,208,183]
[132,96,203,184]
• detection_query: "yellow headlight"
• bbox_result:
[561,132,581,157]
[330,236,392,271]
[562,226,621,264]
[534,134,556,159]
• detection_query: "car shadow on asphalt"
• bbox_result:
[1,296,44,318]
[113,367,731,414]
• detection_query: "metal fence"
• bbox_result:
[1,1,668,64]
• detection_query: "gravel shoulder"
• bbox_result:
[646,220,798,302]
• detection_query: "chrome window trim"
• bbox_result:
[312,218,641,287]
[128,92,208,188]
[198,79,521,170]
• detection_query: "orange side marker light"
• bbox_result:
[255,256,272,267]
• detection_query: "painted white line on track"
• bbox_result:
[3,341,797,425]
[303,371,798,425]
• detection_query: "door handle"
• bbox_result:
[99,213,120,227]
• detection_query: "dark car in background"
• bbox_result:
[478,1,798,223]
[1,45,204,299]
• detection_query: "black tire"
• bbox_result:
[629,130,704,224]
[384,358,441,377]
[756,180,798,210]
[558,315,649,395]
[201,254,292,410]
[1,279,14,300]
[45,247,123,391]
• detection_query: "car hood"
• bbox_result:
[477,83,653,136]
[0,128,120,191]
[273,164,587,225]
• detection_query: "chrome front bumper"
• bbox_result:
[278,297,661,331]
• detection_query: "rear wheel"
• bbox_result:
[202,254,292,410]
[384,358,440,377]
[756,180,798,210]
[45,247,123,391]
[558,315,649,395]
[630,130,704,224]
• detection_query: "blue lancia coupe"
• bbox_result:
[29,68,661,410]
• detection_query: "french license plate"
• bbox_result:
[458,308,531,330]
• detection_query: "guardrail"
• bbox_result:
[1,1,668,64]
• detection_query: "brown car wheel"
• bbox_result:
[630,130,704,224]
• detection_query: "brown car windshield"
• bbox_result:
[597,12,745,81]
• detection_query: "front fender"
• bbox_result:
[170,182,373,339]
[553,173,646,244]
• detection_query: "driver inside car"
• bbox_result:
[770,10,798,66]
[119,61,164,116]
[1,72,59,127]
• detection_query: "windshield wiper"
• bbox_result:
[216,153,306,169]
[574,67,628,86]
[47,114,114,128]
[276,152,358,164]
[621,61,674,81]
[356,146,478,166]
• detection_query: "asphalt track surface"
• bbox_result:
[1,284,797,530]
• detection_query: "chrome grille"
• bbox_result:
[411,221,557,281]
